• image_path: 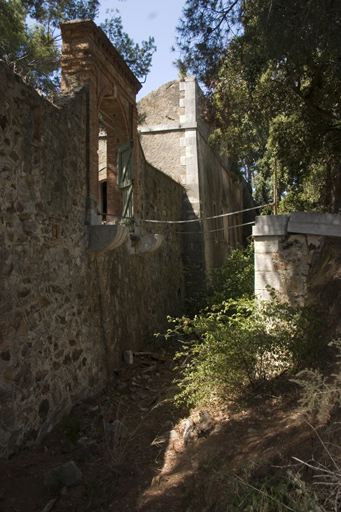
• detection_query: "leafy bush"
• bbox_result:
[206,243,255,305]
[164,246,322,409]
[171,295,321,409]
[183,244,254,316]
[183,261,208,316]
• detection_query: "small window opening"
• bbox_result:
[100,181,107,222]
[98,128,108,221]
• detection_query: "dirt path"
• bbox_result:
[0,347,332,512]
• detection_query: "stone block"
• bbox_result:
[255,270,281,292]
[254,237,280,254]
[44,461,82,489]
[252,215,289,237]
[255,253,285,272]
[288,212,341,237]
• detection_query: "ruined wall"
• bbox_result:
[137,79,187,184]
[0,63,184,457]
[138,77,244,274]
[253,213,341,337]
[254,230,321,305]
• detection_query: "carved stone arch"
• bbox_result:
[99,93,129,143]
[97,86,130,138]
[60,20,141,226]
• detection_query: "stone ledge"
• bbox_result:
[125,233,164,255]
[86,225,128,252]
[288,212,341,237]
[253,212,341,238]
[252,215,289,237]
[138,122,198,133]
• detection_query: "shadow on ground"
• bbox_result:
[0,348,334,512]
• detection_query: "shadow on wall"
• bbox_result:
[181,191,205,313]
[307,237,341,337]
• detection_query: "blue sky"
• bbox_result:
[97,0,187,99]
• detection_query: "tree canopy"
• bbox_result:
[176,0,341,212]
[0,0,156,93]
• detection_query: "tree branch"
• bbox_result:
[291,83,340,122]
[207,0,241,36]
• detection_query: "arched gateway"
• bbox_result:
[60,20,142,248]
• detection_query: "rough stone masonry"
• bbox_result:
[0,48,184,457]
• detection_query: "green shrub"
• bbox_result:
[183,260,208,316]
[172,295,321,409]
[206,243,255,305]
[183,244,254,316]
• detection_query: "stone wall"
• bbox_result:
[0,63,184,457]
[253,212,341,336]
[137,80,183,184]
[197,130,243,270]
[138,77,245,274]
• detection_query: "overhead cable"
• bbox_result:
[136,203,270,224]
[174,220,255,235]
[98,203,271,225]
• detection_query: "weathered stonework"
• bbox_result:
[0,19,255,458]
[138,78,245,273]
[253,213,341,335]
[254,232,322,305]
[0,52,184,457]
